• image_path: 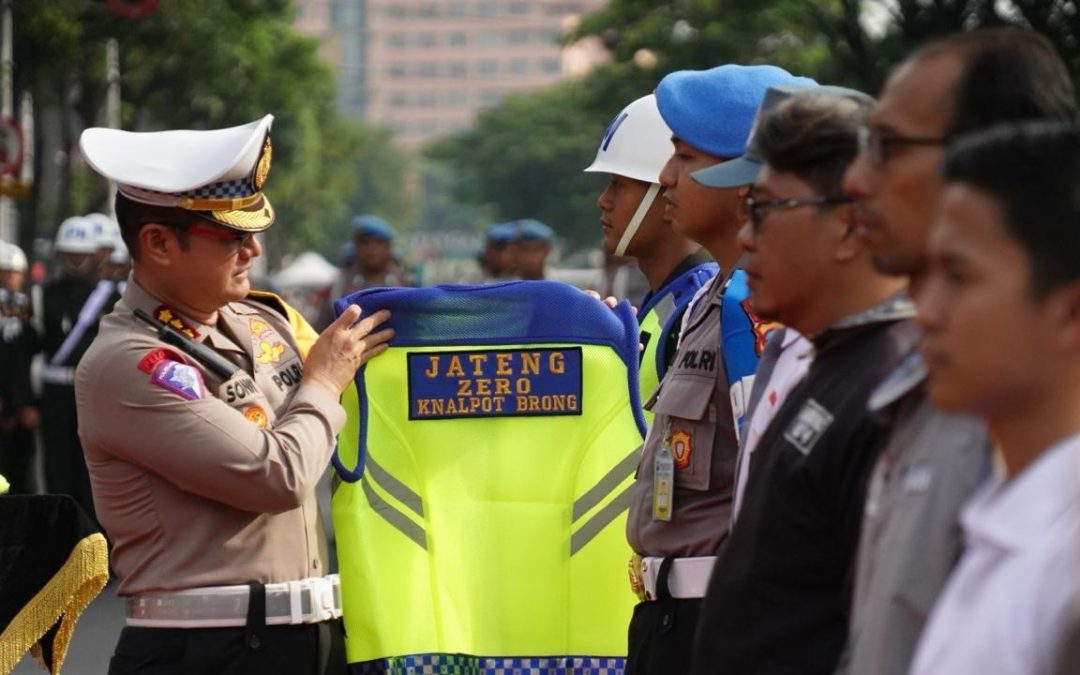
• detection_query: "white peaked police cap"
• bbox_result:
[584,94,673,184]
[79,115,276,232]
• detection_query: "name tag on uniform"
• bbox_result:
[407,347,583,420]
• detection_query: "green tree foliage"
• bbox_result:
[427,0,1080,249]
[12,0,411,264]
[426,83,609,249]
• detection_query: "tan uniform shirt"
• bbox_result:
[75,280,345,596]
[627,273,738,557]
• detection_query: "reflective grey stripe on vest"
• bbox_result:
[570,485,633,556]
[569,447,639,555]
[366,455,425,518]
[361,478,428,550]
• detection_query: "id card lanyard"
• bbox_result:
[652,418,675,521]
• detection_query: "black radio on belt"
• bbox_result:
[134,308,240,380]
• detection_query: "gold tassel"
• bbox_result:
[0,533,109,674]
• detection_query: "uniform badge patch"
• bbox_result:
[244,406,269,428]
[670,429,693,470]
[740,298,782,357]
[154,305,200,339]
[138,348,185,374]
[151,360,207,401]
[783,398,833,455]
[249,317,285,364]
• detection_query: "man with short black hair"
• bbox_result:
[690,88,915,675]
[911,119,1080,675]
[839,28,1077,675]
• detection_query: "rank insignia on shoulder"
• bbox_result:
[151,360,208,401]
[244,406,269,428]
[154,305,201,339]
[138,348,186,374]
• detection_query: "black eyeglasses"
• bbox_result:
[858,126,947,166]
[744,195,853,230]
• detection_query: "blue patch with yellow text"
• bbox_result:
[407,347,583,420]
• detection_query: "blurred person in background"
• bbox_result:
[0,240,39,493]
[468,221,516,283]
[320,214,415,328]
[506,219,554,281]
[39,216,120,520]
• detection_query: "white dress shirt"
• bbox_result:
[910,433,1080,675]
[731,329,812,522]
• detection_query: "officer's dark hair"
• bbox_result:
[755,94,871,196]
[912,28,1077,137]
[942,120,1080,298]
[114,193,198,260]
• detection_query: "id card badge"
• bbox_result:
[653,437,675,521]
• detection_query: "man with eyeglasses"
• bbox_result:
[687,87,917,675]
[838,28,1076,675]
[73,115,394,674]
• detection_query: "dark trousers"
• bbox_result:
[108,623,344,675]
[41,384,95,521]
[625,558,704,675]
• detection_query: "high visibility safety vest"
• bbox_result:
[333,281,647,675]
[636,262,718,420]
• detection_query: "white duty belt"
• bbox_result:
[630,556,716,601]
[125,575,343,628]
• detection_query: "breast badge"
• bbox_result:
[670,429,693,470]
[249,317,285,364]
[244,406,269,429]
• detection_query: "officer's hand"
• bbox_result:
[304,304,393,397]
[582,289,637,315]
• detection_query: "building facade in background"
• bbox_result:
[295,0,607,148]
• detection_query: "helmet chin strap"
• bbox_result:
[614,183,662,257]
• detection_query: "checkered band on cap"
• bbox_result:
[183,177,255,200]
[350,653,626,675]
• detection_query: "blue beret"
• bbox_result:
[486,222,517,244]
[352,214,394,241]
[514,219,554,243]
[656,64,817,158]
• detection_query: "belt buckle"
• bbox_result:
[307,577,338,622]
[628,553,645,601]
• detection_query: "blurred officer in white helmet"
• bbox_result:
[39,215,121,519]
[0,239,39,493]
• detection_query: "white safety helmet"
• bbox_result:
[0,241,28,272]
[85,212,119,250]
[54,216,100,254]
[584,94,673,255]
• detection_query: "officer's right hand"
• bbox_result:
[303,304,393,397]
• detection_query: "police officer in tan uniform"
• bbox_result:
[623,64,815,675]
[74,115,393,675]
